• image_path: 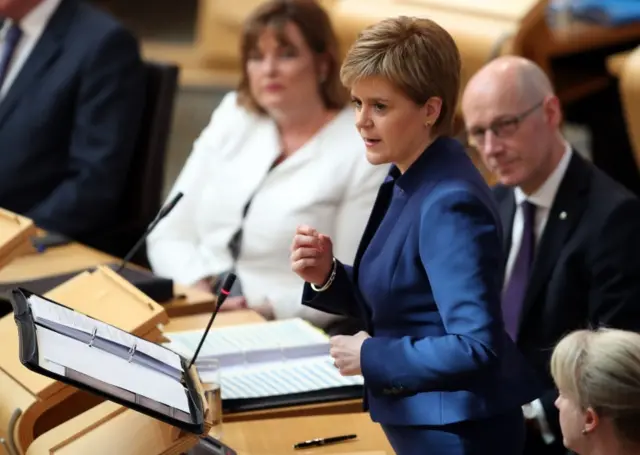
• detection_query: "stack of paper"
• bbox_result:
[165,318,364,400]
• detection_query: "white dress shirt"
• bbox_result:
[147,92,388,328]
[0,0,62,99]
[505,143,573,283]
[508,142,572,444]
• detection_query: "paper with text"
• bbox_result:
[165,318,330,367]
[199,355,364,400]
[36,325,191,412]
[28,294,183,378]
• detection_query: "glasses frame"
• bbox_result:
[467,100,544,149]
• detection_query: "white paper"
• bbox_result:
[36,326,191,413]
[166,318,329,361]
[165,319,362,401]
[28,295,183,373]
[202,355,364,400]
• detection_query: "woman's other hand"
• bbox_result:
[290,224,334,286]
[330,331,371,376]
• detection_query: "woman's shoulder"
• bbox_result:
[210,91,261,125]
[319,107,365,158]
[416,140,498,212]
[194,91,271,158]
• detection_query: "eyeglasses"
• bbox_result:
[467,101,543,149]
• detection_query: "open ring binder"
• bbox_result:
[7,287,209,436]
[88,327,97,347]
[127,344,137,363]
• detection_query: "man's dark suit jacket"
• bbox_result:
[0,0,145,243]
[494,151,640,450]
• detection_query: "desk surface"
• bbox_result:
[26,402,392,455]
[26,310,380,455]
[220,412,393,455]
[164,310,265,332]
[0,243,215,317]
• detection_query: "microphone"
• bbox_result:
[188,273,237,370]
[114,192,184,274]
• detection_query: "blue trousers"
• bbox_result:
[381,408,525,455]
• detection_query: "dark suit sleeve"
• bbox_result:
[26,27,145,237]
[360,188,505,393]
[587,198,640,329]
[538,198,640,441]
[301,262,361,319]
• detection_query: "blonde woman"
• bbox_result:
[551,328,640,455]
[290,16,540,455]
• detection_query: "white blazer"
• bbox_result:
[147,92,387,327]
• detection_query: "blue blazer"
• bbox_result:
[0,0,145,240]
[303,137,541,427]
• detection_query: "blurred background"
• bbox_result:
[89,0,640,198]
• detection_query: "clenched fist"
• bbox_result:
[290,225,334,286]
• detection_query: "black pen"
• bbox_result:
[293,434,357,449]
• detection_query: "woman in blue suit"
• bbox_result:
[290,16,541,455]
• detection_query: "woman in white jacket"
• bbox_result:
[147,0,386,330]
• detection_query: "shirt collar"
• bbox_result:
[515,142,573,208]
[1,0,62,40]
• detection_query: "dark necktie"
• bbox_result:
[502,200,536,341]
[0,23,23,89]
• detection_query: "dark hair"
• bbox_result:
[236,0,347,113]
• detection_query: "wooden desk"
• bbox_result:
[0,243,215,317]
[23,309,382,455]
[26,403,392,455]
[220,412,393,454]
[0,209,37,270]
[163,309,265,332]
[164,312,364,423]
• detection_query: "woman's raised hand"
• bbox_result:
[290,225,334,286]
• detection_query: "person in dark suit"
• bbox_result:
[461,55,640,455]
[290,17,541,455]
[0,0,145,246]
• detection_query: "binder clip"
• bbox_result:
[88,327,97,347]
[128,343,137,363]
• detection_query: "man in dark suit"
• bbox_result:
[461,55,640,455]
[0,0,145,247]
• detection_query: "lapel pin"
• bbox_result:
[559,211,567,220]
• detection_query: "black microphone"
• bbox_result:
[114,192,184,274]
[188,273,237,370]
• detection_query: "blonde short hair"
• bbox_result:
[551,328,640,445]
[340,16,461,136]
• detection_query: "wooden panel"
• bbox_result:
[0,209,37,270]
[0,242,216,317]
